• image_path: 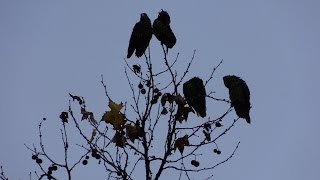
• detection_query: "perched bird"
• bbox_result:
[183,77,206,118]
[127,13,152,58]
[223,75,251,123]
[153,10,176,51]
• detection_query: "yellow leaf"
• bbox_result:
[113,113,125,130]
[109,99,123,113]
[102,111,115,124]
[102,99,125,130]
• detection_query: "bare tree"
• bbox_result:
[22,46,243,180]
[3,11,250,180]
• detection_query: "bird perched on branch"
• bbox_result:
[183,77,206,118]
[223,75,251,123]
[153,10,176,52]
[127,13,152,58]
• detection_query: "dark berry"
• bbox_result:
[151,98,158,104]
[191,160,200,167]
[138,83,143,89]
[85,155,90,159]
[146,81,151,87]
[141,88,146,94]
[32,155,37,160]
[91,152,97,158]
[213,149,218,153]
[153,94,159,100]
[95,154,101,160]
[36,158,43,164]
[217,150,221,155]
[157,91,162,97]
[91,149,98,157]
[47,170,52,175]
[52,165,58,171]
[82,159,88,165]
[132,65,141,74]
[92,148,97,153]
[154,88,159,93]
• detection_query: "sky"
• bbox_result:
[1,0,320,179]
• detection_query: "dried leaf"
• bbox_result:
[112,131,126,148]
[161,93,174,106]
[175,106,194,123]
[174,94,185,106]
[174,135,189,154]
[69,93,83,105]
[135,120,144,138]
[59,112,68,123]
[81,108,97,125]
[125,124,139,143]
[132,64,141,74]
[89,129,97,142]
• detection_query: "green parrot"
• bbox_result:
[183,77,206,118]
[223,75,251,123]
[153,10,176,51]
[127,13,152,58]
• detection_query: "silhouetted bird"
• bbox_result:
[183,77,206,118]
[223,75,251,123]
[153,10,176,51]
[127,13,152,58]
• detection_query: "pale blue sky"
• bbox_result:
[1,0,319,179]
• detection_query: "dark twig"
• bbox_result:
[177,50,196,86]
[0,166,8,180]
[101,75,111,99]
[205,59,224,87]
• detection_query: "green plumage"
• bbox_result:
[223,75,251,123]
[153,10,176,50]
[127,13,152,58]
[183,77,206,118]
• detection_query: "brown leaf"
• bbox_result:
[175,106,194,123]
[174,94,185,106]
[135,120,144,138]
[112,131,126,148]
[125,124,139,143]
[69,93,83,105]
[81,108,97,125]
[161,93,174,106]
[132,64,141,74]
[174,135,189,154]
[59,112,68,123]
[89,129,97,143]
